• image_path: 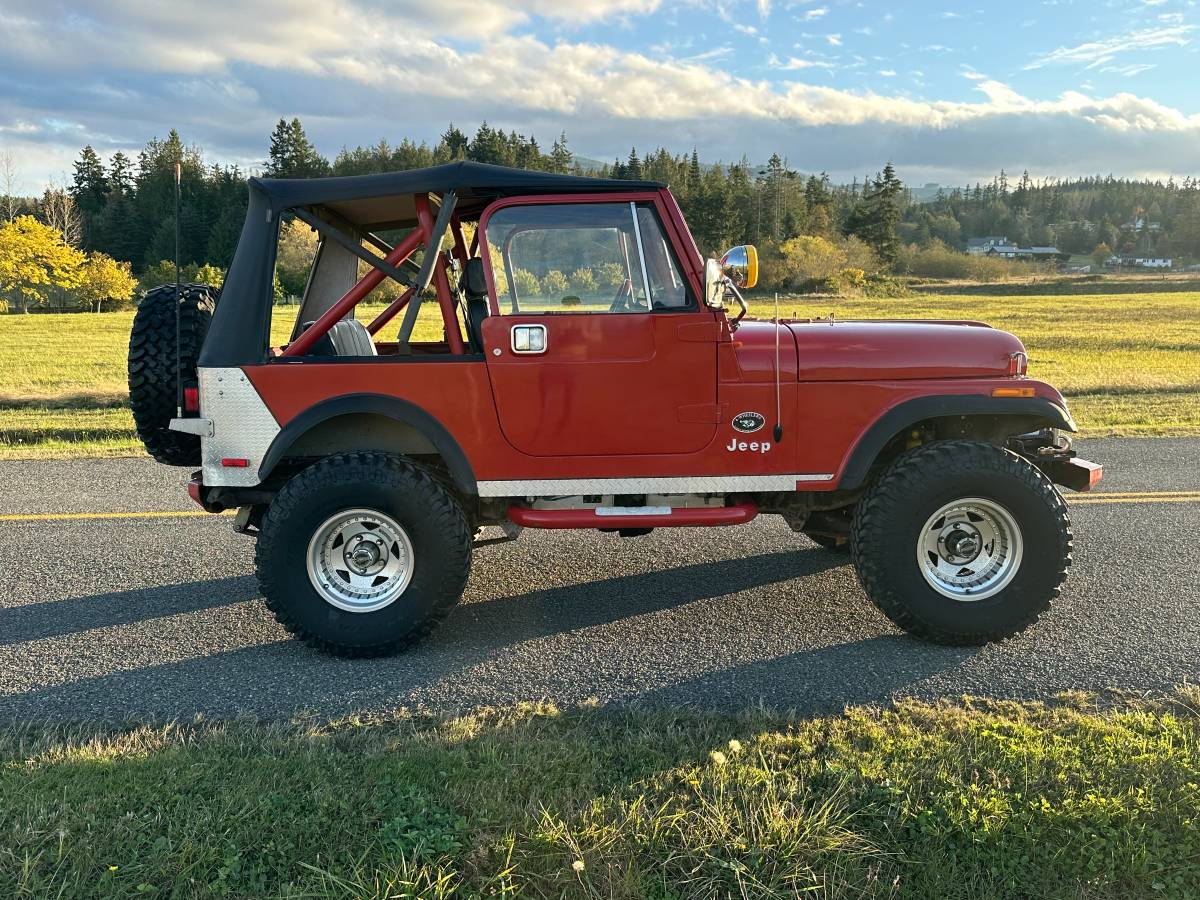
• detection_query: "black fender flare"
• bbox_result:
[258,393,477,494]
[837,394,1075,490]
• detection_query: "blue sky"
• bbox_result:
[1,0,1198,193]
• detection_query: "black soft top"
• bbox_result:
[253,161,662,227]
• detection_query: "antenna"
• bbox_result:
[173,161,182,418]
[773,291,783,443]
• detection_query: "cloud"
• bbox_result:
[771,55,834,70]
[1099,63,1157,77]
[803,7,828,20]
[1023,25,1195,70]
[826,33,842,46]
[879,69,897,77]
[1,0,1199,191]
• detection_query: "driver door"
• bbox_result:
[480,199,719,458]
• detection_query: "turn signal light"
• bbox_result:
[183,386,200,412]
[221,458,249,468]
[992,387,1036,398]
[1008,351,1028,376]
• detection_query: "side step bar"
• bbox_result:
[507,502,758,530]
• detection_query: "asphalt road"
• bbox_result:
[1,437,1197,722]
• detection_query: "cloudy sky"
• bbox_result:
[1,0,1198,192]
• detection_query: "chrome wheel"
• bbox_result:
[917,497,1023,602]
[306,508,415,613]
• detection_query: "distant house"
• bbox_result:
[1124,218,1163,233]
[966,236,1015,256]
[1106,256,1173,269]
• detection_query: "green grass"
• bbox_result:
[1,291,1198,457]
[3,694,1198,898]
[751,291,1200,436]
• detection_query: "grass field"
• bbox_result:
[1,290,1197,457]
[2,694,1198,898]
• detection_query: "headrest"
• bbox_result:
[463,257,488,299]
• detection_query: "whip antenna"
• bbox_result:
[773,291,783,442]
[173,161,182,417]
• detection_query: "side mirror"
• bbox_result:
[721,245,758,290]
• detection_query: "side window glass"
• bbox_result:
[485,202,693,313]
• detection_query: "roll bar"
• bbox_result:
[281,191,463,357]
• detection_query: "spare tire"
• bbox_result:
[127,283,218,466]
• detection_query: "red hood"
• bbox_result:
[780,319,1025,381]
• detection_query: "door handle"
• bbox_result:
[510,323,547,354]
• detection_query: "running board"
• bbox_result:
[506,503,758,530]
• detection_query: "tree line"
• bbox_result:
[3,116,1199,306]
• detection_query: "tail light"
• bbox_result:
[183,385,200,413]
[1008,351,1028,376]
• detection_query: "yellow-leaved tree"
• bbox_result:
[0,215,84,312]
[77,253,138,313]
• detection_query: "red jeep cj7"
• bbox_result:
[127,161,1102,657]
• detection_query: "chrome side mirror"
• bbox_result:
[720,245,759,289]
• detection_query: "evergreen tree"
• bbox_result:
[468,122,508,165]
[70,145,108,249]
[549,132,572,174]
[440,124,469,160]
[266,118,330,178]
[625,147,642,181]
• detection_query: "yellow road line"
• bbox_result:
[1075,494,1200,501]
[1,491,1198,523]
[0,510,231,522]
[1070,490,1200,505]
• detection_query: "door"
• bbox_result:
[480,200,719,457]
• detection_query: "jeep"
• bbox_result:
[127,161,1102,657]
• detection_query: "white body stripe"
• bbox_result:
[475,473,834,497]
[198,367,281,487]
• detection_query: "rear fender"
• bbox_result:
[258,393,477,494]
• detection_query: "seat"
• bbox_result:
[460,257,489,352]
[327,318,377,356]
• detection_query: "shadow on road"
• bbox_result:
[0,576,258,646]
[632,635,974,715]
[0,548,974,720]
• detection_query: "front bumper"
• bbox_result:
[1039,457,1104,492]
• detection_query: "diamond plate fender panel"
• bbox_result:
[199,367,280,487]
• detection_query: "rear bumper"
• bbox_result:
[1040,457,1104,492]
[187,472,276,513]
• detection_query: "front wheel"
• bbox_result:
[850,441,1072,645]
[255,452,472,657]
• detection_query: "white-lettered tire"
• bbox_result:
[255,452,472,657]
[850,440,1071,645]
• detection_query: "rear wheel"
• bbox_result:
[127,283,217,465]
[850,440,1071,645]
[255,452,472,657]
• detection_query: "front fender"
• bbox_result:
[837,394,1075,490]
